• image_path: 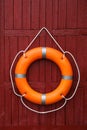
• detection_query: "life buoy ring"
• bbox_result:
[15,47,73,105]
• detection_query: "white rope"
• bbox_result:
[21,95,67,114]
[23,27,65,54]
[10,27,80,114]
[63,51,80,101]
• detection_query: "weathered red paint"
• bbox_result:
[0,0,87,128]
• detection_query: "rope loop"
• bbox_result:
[10,27,80,114]
[20,95,67,114]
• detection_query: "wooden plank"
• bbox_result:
[26,103,40,126]
[65,99,74,125]
[0,0,4,33]
[45,0,52,30]
[4,83,12,126]
[53,29,87,36]
[0,0,6,126]
[54,29,87,36]
[66,37,85,125]
[4,37,10,82]
[0,126,87,130]
[14,0,22,29]
[9,37,19,126]
[78,0,87,28]
[65,35,87,124]
[9,37,18,62]
[23,0,30,29]
[31,0,39,29]
[58,0,66,28]
[84,84,87,124]
[0,37,5,83]
[18,36,29,51]
[39,0,45,28]
[52,0,59,29]
[5,29,87,36]
[18,99,27,126]
[11,93,19,126]
[5,0,13,29]
[0,126,86,130]
[74,87,84,125]
[66,0,77,28]
[57,36,66,51]
[76,36,87,125]
[65,36,77,55]
[76,36,87,82]
[55,106,65,125]
[0,86,5,126]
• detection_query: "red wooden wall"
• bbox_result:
[0,0,87,128]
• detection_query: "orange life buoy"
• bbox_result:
[15,47,73,105]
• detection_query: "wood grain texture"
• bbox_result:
[22,0,30,29]
[66,0,78,28]
[14,0,22,29]
[5,0,13,29]
[58,0,66,28]
[0,0,87,127]
[31,0,40,29]
[78,0,87,28]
